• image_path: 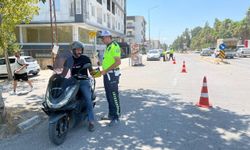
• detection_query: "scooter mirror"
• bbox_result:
[82,63,91,69]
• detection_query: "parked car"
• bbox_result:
[193,50,201,54]
[0,56,41,77]
[200,48,213,56]
[213,49,236,59]
[236,48,250,57]
[147,49,161,61]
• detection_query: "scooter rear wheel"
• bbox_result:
[49,116,68,145]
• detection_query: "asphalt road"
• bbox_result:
[0,53,249,150]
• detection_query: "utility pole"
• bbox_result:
[148,6,158,49]
[49,0,58,64]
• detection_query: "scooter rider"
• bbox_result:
[62,41,95,132]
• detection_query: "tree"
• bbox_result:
[173,7,250,50]
[183,28,191,49]
[0,0,40,123]
[0,0,39,80]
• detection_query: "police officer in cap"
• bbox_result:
[97,30,121,127]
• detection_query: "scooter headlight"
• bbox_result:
[45,85,77,109]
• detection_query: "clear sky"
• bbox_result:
[127,0,250,45]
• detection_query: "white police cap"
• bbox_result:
[98,30,112,37]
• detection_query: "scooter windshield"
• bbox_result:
[52,49,72,78]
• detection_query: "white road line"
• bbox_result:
[172,77,178,86]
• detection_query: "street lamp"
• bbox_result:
[148,6,158,49]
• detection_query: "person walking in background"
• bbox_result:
[11,51,33,95]
[97,30,121,127]
[169,48,175,61]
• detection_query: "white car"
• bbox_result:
[147,49,161,61]
[0,56,41,77]
[236,48,250,57]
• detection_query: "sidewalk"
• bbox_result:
[0,70,53,138]
[0,57,131,139]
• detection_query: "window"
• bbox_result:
[91,5,95,17]
[57,26,73,42]
[55,0,60,11]
[25,57,36,62]
[127,31,132,36]
[112,1,115,15]
[103,13,106,22]
[118,22,120,30]
[0,58,15,65]
[97,0,102,4]
[97,7,102,24]
[69,0,74,16]
[78,28,90,43]
[23,26,72,43]
[107,0,111,11]
[112,17,115,30]
[15,27,20,42]
[107,14,111,28]
[75,0,82,14]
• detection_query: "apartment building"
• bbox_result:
[16,0,126,66]
[125,16,146,45]
[150,40,161,49]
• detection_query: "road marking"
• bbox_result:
[172,78,178,86]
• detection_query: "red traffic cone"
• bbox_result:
[181,61,187,73]
[173,58,176,64]
[196,76,212,108]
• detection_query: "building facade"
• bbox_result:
[16,0,126,67]
[125,16,146,45]
[151,40,161,49]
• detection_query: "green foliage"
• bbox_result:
[0,0,39,56]
[0,0,40,80]
[40,0,46,3]
[172,7,250,50]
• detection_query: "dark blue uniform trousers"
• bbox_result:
[103,72,120,120]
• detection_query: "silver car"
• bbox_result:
[147,49,161,61]
[236,48,250,57]
[200,48,213,56]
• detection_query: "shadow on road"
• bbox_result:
[80,88,250,150]
[1,88,249,150]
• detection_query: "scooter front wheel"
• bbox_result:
[49,116,68,145]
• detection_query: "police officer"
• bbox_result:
[169,48,175,61]
[98,30,121,127]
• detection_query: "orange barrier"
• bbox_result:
[181,61,187,73]
[196,76,212,108]
[173,58,176,64]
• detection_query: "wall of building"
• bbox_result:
[126,16,146,44]
[17,0,127,69]
[32,0,75,22]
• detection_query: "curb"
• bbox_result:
[17,115,41,132]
